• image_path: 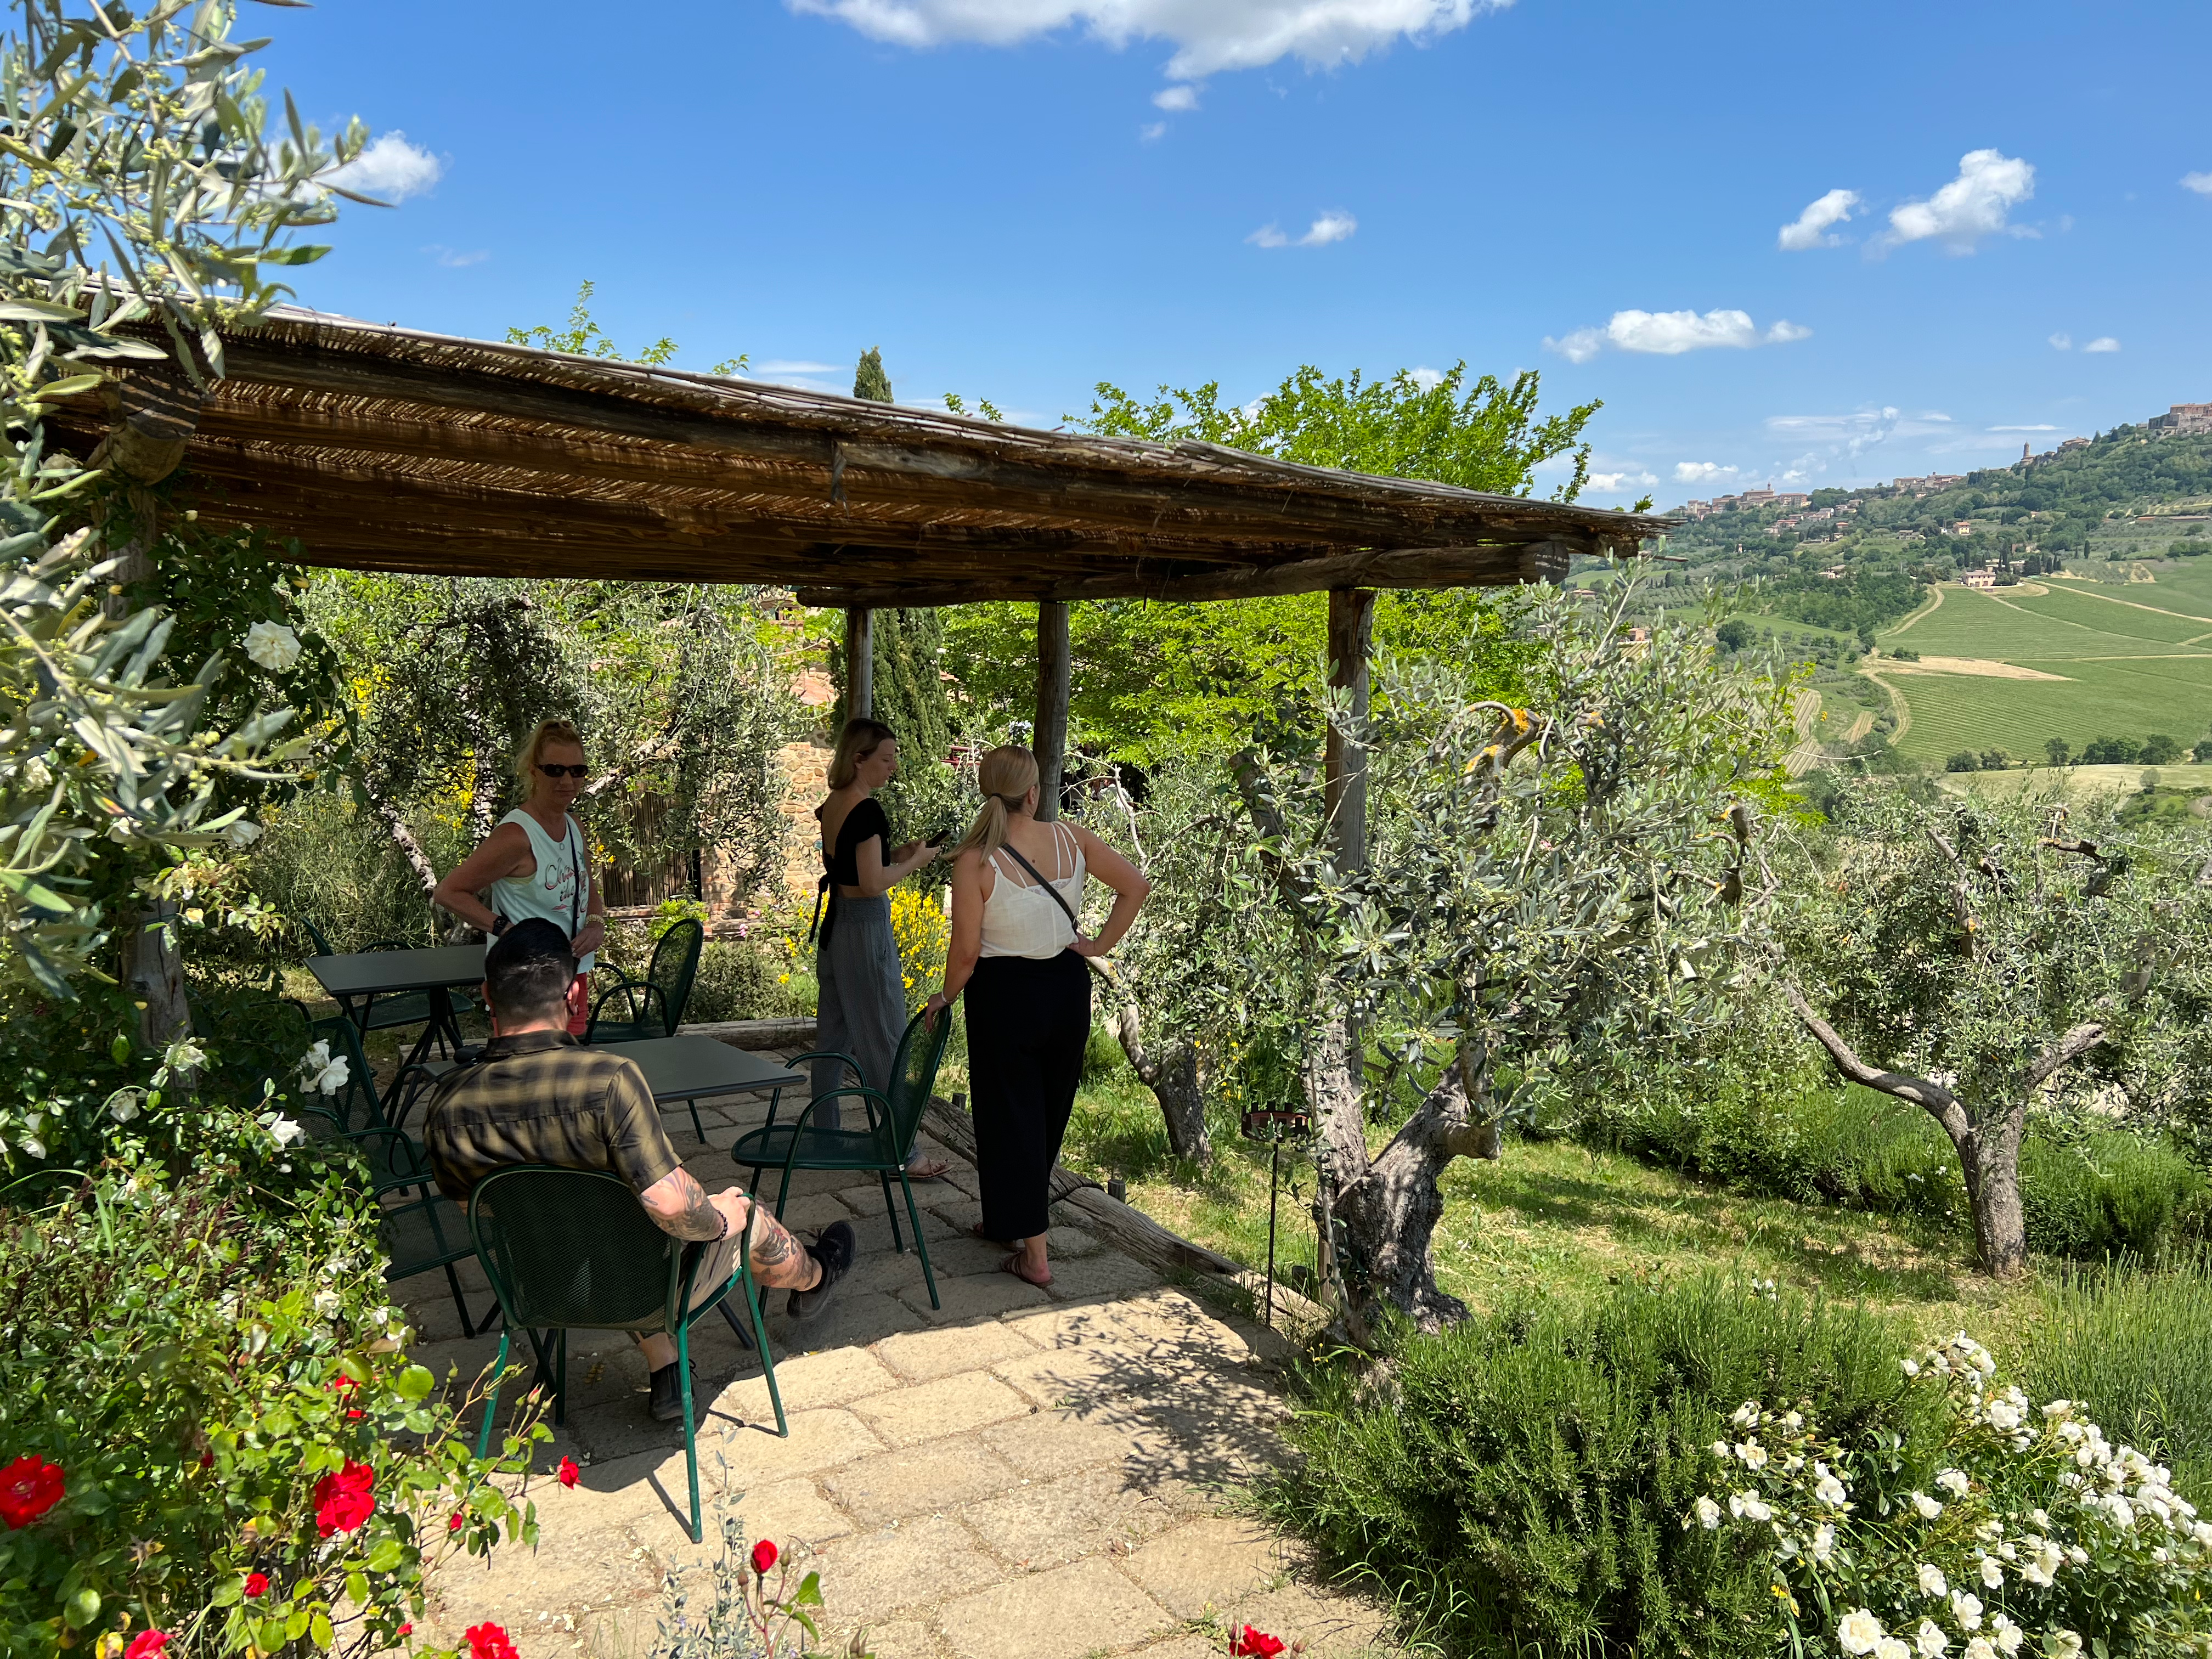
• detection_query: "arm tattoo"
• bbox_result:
[662,1169,722,1242]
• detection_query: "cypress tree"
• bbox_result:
[853,346,893,404]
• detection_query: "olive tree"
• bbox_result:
[0,0,360,1015]
[1231,589,1792,1338]
[1780,789,2212,1277]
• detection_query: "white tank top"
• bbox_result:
[489,808,596,972]
[979,823,1085,960]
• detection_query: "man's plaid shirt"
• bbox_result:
[421,1029,680,1204]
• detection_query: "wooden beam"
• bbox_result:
[843,607,873,724]
[1034,600,1071,822]
[1324,588,1375,872]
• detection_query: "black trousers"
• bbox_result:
[966,950,1091,1243]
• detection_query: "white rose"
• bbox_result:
[2042,1400,2073,1420]
[1979,1555,2005,1589]
[1812,1522,1836,1564]
[108,1094,140,1123]
[19,1133,45,1160]
[1838,1610,1886,1656]
[2031,1509,2053,1531]
[1737,1440,1769,1470]
[1916,1620,1950,1657]
[1692,1497,1722,1531]
[1911,1492,1944,1520]
[1950,1592,1983,1631]
[1990,1616,2023,1656]
[1877,1639,1912,1659]
[222,818,264,849]
[268,1117,306,1148]
[1965,1641,1995,1659]
[1732,1401,1760,1429]
[163,1038,208,1074]
[1918,1564,1949,1598]
[1985,1400,2022,1431]
[2106,1494,2136,1531]
[1817,1471,1849,1507]
[313,1288,342,1318]
[1729,1492,1772,1522]
[1711,1440,1731,1459]
[1904,1358,1923,1378]
[1937,1469,1971,1497]
[2050,1633,2081,1659]
[242,620,303,673]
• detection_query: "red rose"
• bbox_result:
[751,1538,778,1576]
[556,1457,579,1489]
[1231,1628,1285,1659]
[125,1633,171,1659]
[0,1455,64,1529]
[398,1624,413,1637]
[312,1459,376,1538]
[466,1621,519,1659]
[449,1511,465,1532]
[330,1377,365,1421]
[244,1572,270,1598]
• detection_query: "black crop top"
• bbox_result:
[822,798,889,887]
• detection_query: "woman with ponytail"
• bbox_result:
[813,718,950,1176]
[926,746,1149,1285]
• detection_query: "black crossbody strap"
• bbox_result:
[567,816,584,939]
[998,833,1082,936]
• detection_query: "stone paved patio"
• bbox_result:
[399,1059,1396,1659]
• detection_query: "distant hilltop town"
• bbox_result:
[1674,400,2210,519]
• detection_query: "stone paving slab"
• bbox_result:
[402,1052,1400,1658]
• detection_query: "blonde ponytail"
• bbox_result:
[956,745,1040,858]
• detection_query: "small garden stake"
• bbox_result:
[1240,1107,1312,1328]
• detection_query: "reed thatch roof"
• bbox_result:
[68,307,1671,606]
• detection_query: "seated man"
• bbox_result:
[423,918,854,1423]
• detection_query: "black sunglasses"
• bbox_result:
[536,763,590,779]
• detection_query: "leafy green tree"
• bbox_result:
[0,0,358,1017]
[1216,588,1791,1335]
[2046,737,2073,766]
[853,346,891,402]
[505,279,747,375]
[2142,733,2184,765]
[1780,791,2211,1276]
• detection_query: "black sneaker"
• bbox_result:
[787,1221,856,1322]
[647,1358,695,1424]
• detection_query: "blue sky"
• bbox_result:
[264,0,2212,507]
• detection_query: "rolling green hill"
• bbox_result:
[1874,579,2212,763]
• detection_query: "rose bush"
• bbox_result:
[1697,1331,2212,1657]
[0,1157,548,1655]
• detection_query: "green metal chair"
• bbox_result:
[466,1165,787,1543]
[730,1006,951,1311]
[586,918,705,1044]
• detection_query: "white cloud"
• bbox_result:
[1882,149,2035,253]
[1543,326,1603,364]
[1407,365,1445,389]
[424,245,488,267]
[755,359,843,375]
[1587,469,1658,492]
[1139,120,1167,140]
[1605,308,1810,355]
[1990,424,2059,432]
[1674,461,1737,484]
[1250,211,1356,248]
[1153,82,1200,109]
[328,132,444,202]
[2181,172,2212,196]
[1778,188,1861,251]
[788,0,1502,81]
[2049,332,2072,351]
[2083,336,2120,353]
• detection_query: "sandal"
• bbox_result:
[1001,1253,1052,1288]
[904,1156,951,1181]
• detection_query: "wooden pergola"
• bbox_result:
[67,306,1672,851]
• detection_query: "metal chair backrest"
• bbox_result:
[882,1006,954,1159]
[647,918,705,1036]
[469,1166,682,1334]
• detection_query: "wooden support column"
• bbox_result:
[1323,587,1375,871]
[1034,599,1071,822]
[842,606,873,724]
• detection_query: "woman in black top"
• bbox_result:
[812,718,947,1173]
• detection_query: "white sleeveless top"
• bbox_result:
[979,823,1085,960]
[489,808,596,972]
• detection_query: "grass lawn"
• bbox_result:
[1055,1069,2024,1348]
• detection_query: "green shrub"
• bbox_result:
[0,1162,544,1655]
[2019,1135,2207,1262]
[684,941,812,1024]
[2018,1256,2212,1497]
[1266,1276,1938,1658]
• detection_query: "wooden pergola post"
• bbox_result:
[842,606,873,724]
[1323,586,1374,871]
[1034,599,1071,822]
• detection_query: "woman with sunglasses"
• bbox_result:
[434,718,607,1035]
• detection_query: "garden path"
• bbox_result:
[399,1056,1395,1659]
